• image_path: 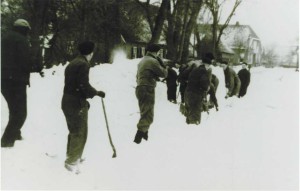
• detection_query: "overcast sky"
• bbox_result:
[148,0,299,56]
[221,0,299,54]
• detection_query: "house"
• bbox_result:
[195,22,263,66]
[221,22,263,66]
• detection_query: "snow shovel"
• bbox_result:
[101,98,117,158]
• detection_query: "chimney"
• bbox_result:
[236,21,240,26]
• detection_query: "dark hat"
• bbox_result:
[146,44,161,52]
[242,61,248,65]
[202,56,212,64]
[78,41,95,55]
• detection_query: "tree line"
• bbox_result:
[1,0,242,68]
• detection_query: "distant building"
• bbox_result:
[221,22,263,66]
[195,22,263,66]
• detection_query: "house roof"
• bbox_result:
[225,24,259,39]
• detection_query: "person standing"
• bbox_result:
[62,41,105,173]
[177,63,189,104]
[183,57,211,125]
[165,66,178,103]
[1,19,44,147]
[238,62,251,98]
[221,61,241,98]
[134,44,168,144]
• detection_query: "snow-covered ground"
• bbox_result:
[1,53,299,190]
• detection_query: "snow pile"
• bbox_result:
[1,56,299,190]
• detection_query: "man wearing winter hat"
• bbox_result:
[221,61,241,98]
[1,19,44,147]
[182,55,211,125]
[134,44,169,144]
[61,41,105,173]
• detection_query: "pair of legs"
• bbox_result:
[184,91,204,125]
[62,94,89,165]
[167,84,177,103]
[135,86,155,143]
[232,78,241,96]
[1,80,27,147]
[179,82,187,103]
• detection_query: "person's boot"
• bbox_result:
[65,161,80,174]
[1,141,14,148]
[134,130,147,144]
[143,131,148,141]
[1,137,15,148]
[15,134,23,141]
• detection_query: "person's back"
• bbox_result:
[238,68,250,85]
[238,65,251,97]
[136,53,167,87]
[1,19,42,148]
[166,67,177,86]
[134,44,168,144]
[184,57,212,125]
[186,64,210,93]
[64,56,97,99]
[61,41,105,173]
[1,28,31,85]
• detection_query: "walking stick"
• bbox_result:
[101,98,117,158]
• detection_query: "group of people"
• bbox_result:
[1,19,250,174]
[134,46,251,144]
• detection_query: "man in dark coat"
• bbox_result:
[238,62,251,98]
[183,57,211,125]
[221,61,241,98]
[62,41,105,173]
[165,66,178,103]
[135,44,168,144]
[177,63,189,103]
[1,19,44,147]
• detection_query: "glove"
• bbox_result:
[97,91,105,98]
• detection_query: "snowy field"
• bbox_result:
[1,53,299,190]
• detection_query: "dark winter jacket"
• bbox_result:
[1,28,39,85]
[165,68,177,86]
[136,53,168,87]
[63,55,98,99]
[238,68,251,97]
[224,66,241,96]
[177,64,189,84]
[185,64,210,94]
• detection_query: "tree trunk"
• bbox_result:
[166,0,185,61]
[181,0,203,63]
[149,0,170,44]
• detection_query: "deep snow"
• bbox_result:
[1,52,299,190]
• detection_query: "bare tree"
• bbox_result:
[262,46,279,68]
[166,0,203,64]
[204,0,242,57]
